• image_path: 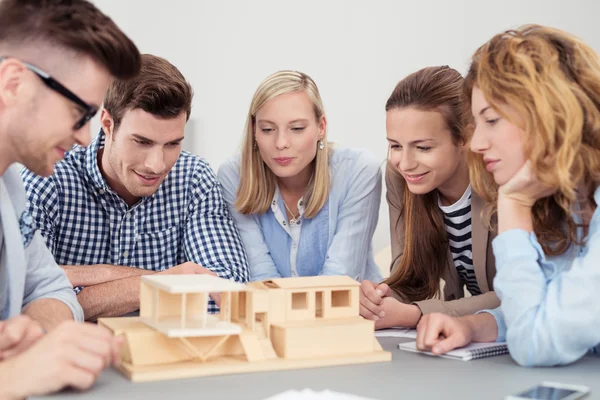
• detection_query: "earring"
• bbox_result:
[318,139,325,150]
[253,140,258,151]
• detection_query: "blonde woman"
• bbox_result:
[218,71,383,282]
[415,25,600,367]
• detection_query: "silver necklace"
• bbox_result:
[282,200,300,226]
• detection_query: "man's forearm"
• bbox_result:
[60,264,154,287]
[77,276,144,321]
[22,299,73,331]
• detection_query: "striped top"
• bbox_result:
[438,185,481,296]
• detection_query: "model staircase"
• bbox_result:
[255,323,267,339]
[259,337,278,359]
[238,324,278,362]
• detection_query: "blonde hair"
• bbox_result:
[465,24,600,255]
[235,70,331,218]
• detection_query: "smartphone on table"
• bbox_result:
[506,381,590,400]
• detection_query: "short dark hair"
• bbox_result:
[0,0,141,79]
[104,54,193,129]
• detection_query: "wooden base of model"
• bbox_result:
[99,275,391,382]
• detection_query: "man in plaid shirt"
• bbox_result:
[22,54,248,320]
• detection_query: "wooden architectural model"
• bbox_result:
[99,275,391,382]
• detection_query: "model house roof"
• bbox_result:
[141,275,247,294]
[264,276,360,289]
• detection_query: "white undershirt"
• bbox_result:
[270,186,305,277]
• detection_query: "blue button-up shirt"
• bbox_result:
[484,186,600,366]
[21,131,248,313]
[218,147,383,283]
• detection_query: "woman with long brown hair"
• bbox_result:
[415,25,600,366]
[360,66,499,329]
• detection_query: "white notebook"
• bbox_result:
[398,341,508,361]
[374,328,417,338]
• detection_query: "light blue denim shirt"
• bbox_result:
[218,147,383,283]
[1,165,83,320]
[485,185,600,366]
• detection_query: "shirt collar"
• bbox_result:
[85,129,109,191]
[271,186,306,216]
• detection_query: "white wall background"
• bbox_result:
[91,0,599,253]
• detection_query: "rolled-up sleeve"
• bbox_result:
[477,306,507,343]
[22,232,83,321]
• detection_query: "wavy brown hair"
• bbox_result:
[465,25,600,255]
[384,66,472,302]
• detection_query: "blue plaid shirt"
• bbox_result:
[21,130,248,313]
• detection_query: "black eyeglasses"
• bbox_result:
[0,56,98,130]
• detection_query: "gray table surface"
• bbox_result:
[40,337,600,400]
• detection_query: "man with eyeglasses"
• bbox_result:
[0,57,100,130]
[0,0,141,397]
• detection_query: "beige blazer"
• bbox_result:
[386,166,500,317]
